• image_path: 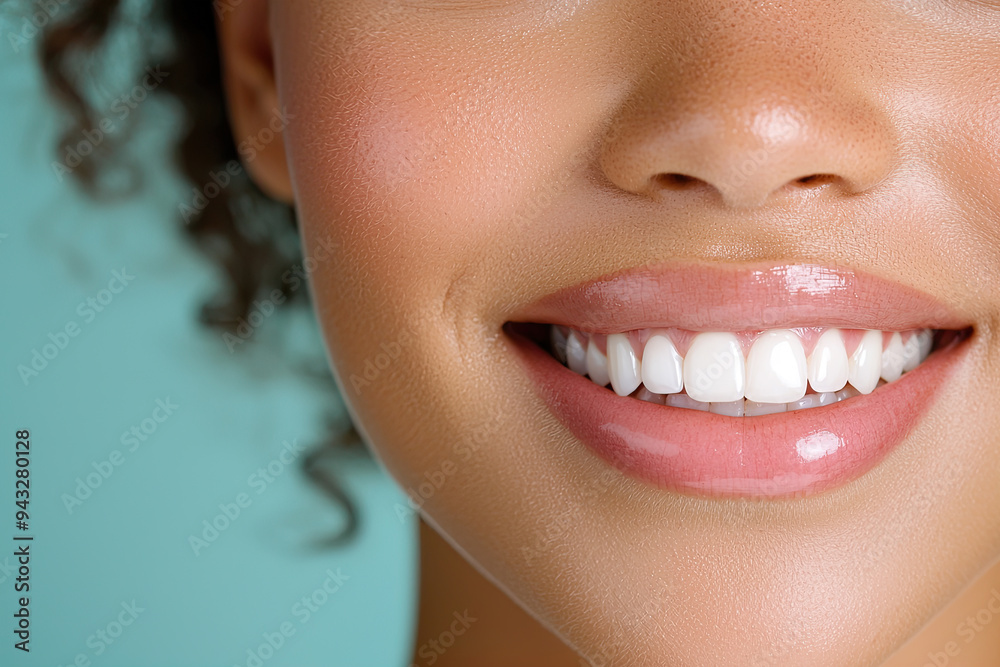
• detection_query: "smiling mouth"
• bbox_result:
[505,263,973,498]
[545,325,941,416]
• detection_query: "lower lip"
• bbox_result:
[509,328,967,498]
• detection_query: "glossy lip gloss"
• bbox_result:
[507,263,972,498]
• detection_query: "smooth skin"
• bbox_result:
[217,1,1000,664]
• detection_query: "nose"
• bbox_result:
[599,10,896,209]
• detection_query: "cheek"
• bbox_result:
[276,21,528,277]
[268,11,528,482]
[882,16,1000,252]
[268,8,618,467]
[272,5,627,294]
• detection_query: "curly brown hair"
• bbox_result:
[37,0,361,546]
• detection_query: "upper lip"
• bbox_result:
[510,262,969,333]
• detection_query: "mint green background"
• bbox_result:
[0,11,417,667]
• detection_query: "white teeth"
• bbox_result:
[745,400,787,416]
[640,334,684,394]
[745,330,808,403]
[566,331,588,375]
[807,329,849,393]
[917,329,933,359]
[848,330,883,394]
[880,332,905,383]
[551,325,938,414]
[550,326,568,364]
[607,334,642,396]
[666,393,710,411]
[710,400,745,417]
[684,332,745,403]
[901,333,922,372]
[585,338,610,387]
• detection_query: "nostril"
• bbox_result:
[649,171,838,205]
[793,173,836,188]
[653,173,701,190]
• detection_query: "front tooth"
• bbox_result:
[641,334,684,394]
[607,333,642,396]
[586,337,610,387]
[848,330,883,394]
[808,329,849,393]
[881,332,905,382]
[901,332,922,372]
[917,329,933,360]
[745,330,808,403]
[683,332,745,403]
[566,331,588,375]
[710,400,745,417]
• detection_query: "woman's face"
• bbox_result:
[253,1,1000,664]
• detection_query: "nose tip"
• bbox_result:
[600,85,896,210]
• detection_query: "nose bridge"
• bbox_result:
[600,3,895,209]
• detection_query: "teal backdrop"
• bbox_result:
[0,6,418,666]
